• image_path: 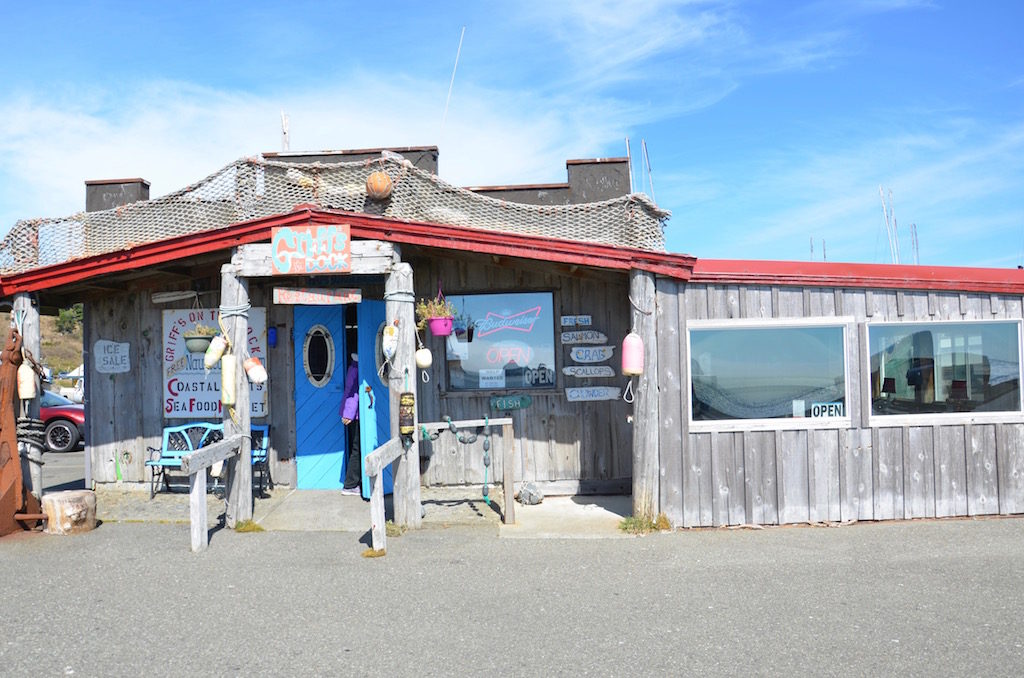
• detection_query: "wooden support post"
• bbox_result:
[385,259,421,529]
[365,437,404,553]
[502,421,515,525]
[222,255,253,527]
[630,269,660,519]
[13,293,42,499]
[190,470,208,552]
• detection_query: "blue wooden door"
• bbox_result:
[357,300,393,497]
[293,306,347,489]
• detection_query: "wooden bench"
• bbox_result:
[146,422,272,499]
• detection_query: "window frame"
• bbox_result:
[686,317,854,433]
[441,289,558,394]
[866,318,1024,426]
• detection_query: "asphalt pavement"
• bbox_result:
[3,515,1024,676]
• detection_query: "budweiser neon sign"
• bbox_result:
[475,306,542,338]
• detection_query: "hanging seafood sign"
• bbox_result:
[560,330,607,345]
[562,365,615,378]
[569,345,614,363]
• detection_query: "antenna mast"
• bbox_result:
[641,139,656,203]
[280,111,290,152]
[441,26,466,129]
[625,138,634,193]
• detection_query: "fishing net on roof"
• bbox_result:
[0,152,670,277]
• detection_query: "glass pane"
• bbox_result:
[869,322,1021,415]
[304,327,334,387]
[445,292,556,391]
[690,326,846,421]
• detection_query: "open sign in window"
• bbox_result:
[445,292,555,391]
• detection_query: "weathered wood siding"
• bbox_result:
[657,281,1024,526]
[408,252,633,492]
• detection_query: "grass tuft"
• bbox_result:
[234,520,265,533]
[361,548,386,558]
[385,520,407,537]
[620,512,672,535]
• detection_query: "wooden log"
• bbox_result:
[235,240,396,277]
[369,471,386,553]
[13,294,42,498]
[385,260,421,528]
[180,435,242,475]
[502,421,515,525]
[222,256,253,527]
[42,490,97,535]
[189,471,207,552]
[630,269,659,519]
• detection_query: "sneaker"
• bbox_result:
[340,486,360,495]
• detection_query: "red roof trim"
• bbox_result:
[692,259,1024,294]
[0,208,694,295]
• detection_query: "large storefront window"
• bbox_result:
[445,292,556,391]
[690,323,847,422]
[869,321,1022,416]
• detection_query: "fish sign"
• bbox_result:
[569,346,615,363]
[490,395,533,411]
[560,330,608,345]
[560,315,592,327]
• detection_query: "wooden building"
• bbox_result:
[3,147,1024,530]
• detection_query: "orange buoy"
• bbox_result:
[366,170,393,200]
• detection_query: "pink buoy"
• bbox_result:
[622,332,644,376]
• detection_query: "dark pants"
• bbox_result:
[343,420,361,489]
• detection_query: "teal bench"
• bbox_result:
[146,422,272,499]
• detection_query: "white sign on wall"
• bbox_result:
[565,386,621,402]
[162,308,268,419]
[560,330,608,345]
[94,340,131,374]
[560,315,592,327]
[562,365,615,378]
[569,345,615,363]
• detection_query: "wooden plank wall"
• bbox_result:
[657,282,1024,526]
[408,252,633,492]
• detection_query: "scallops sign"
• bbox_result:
[271,223,352,275]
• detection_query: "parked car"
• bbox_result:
[40,390,85,453]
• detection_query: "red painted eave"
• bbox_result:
[0,207,695,295]
[692,259,1024,294]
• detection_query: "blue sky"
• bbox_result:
[1,1,1022,267]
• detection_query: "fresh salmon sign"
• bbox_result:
[271,224,351,275]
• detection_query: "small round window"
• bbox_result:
[303,324,335,388]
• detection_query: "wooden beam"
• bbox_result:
[222,254,253,527]
[14,293,42,499]
[386,259,421,528]
[364,437,405,478]
[189,470,208,552]
[180,435,242,475]
[630,269,660,519]
[235,240,396,277]
[502,421,515,525]
[420,417,513,431]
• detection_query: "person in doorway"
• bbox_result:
[340,353,361,495]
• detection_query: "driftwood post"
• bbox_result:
[630,269,660,519]
[182,435,242,552]
[221,256,252,527]
[13,294,43,500]
[385,259,421,529]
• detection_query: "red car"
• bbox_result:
[40,390,86,453]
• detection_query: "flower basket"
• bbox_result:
[427,316,454,337]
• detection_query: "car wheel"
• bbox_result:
[44,419,80,453]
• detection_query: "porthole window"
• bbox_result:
[303,324,335,387]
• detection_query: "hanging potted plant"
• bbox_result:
[416,295,456,337]
[183,323,218,353]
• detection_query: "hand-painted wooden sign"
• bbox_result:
[272,287,361,305]
[561,330,607,345]
[490,395,533,410]
[569,345,614,363]
[565,386,621,402]
[562,365,615,378]
[94,340,131,374]
[271,223,351,274]
[560,315,592,327]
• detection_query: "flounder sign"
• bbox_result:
[271,224,351,274]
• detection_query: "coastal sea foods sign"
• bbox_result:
[163,308,268,419]
[271,223,351,274]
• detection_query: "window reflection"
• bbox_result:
[445,292,555,391]
[870,322,1021,415]
[690,326,847,421]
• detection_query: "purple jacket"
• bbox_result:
[340,361,359,421]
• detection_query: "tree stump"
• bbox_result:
[42,490,97,535]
